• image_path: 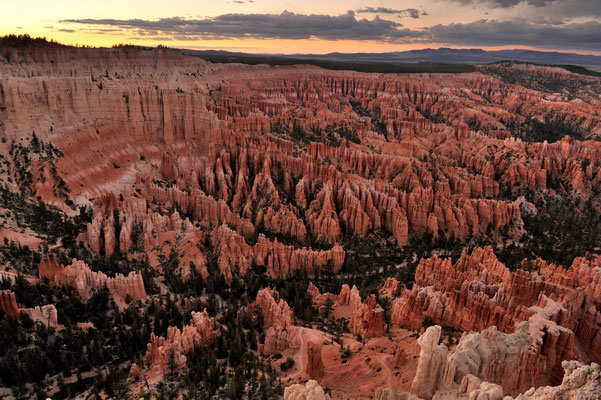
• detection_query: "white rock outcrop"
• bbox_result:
[284,380,331,400]
[410,326,449,399]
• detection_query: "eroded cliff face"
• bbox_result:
[383,324,600,400]
[39,255,146,304]
[4,44,601,285]
[247,288,299,355]
[0,46,225,207]
[0,290,58,327]
[308,283,384,339]
[130,309,219,383]
[384,247,601,396]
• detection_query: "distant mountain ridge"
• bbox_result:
[184,47,601,67]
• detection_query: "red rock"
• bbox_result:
[0,290,19,317]
[211,225,344,282]
[385,247,601,396]
[305,343,325,378]
[378,277,400,299]
[142,310,219,376]
[0,290,59,328]
[39,255,146,303]
[4,43,601,398]
[394,347,408,368]
[308,283,384,339]
[248,288,298,355]
[85,195,209,281]
[349,288,385,339]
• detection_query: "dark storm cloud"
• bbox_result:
[448,0,601,15]
[60,11,423,41]
[356,7,427,18]
[59,10,601,51]
[430,19,601,50]
[449,0,554,8]
[540,0,601,17]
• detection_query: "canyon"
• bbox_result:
[0,39,600,399]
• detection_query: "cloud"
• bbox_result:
[529,0,601,17]
[356,7,402,13]
[60,11,424,41]
[430,19,601,51]
[57,10,601,51]
[448,0,553,8]
[356,6,427,18]
[447,0,601,14]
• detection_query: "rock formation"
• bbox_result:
[305,343,325,378]
[85,193,209,281]
[409,326,449,400]
[284,380,331,400]
[379,322,596,400]
[247,288,299,355]
[308,283,384,339]
[388,248,600,360]
[39,255,146,303]
[514,360,601,400]
[347,288,385,340]
[212,225,344,282]
[3,42,601,399]
[436,320,573,396]
[381,346,600,400]
[134,309,219,378]
[24,304,59,328]
[0,290,59,328]
[0,290,19,316]
[383,247,601,396]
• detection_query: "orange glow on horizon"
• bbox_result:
[2,0,600,57]
[3,30,601,57]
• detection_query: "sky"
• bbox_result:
[1,0,601,54]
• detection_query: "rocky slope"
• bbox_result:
[4,44,601,276]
